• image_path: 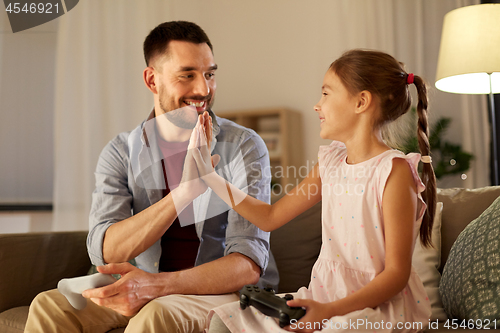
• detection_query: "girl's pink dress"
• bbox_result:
[209,141,431,332]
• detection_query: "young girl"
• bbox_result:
[191,49,436,333]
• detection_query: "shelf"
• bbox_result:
[0,203,53,211]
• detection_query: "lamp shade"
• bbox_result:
[435,4,500,94]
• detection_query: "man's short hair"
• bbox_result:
[143,21,213,66]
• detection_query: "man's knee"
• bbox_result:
[30,289,64,312]
[127,295,206,333]
[26,289,70,333]
[28,289,129,333]
[127,299,179,332]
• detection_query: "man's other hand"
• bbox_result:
[82,262,163,316]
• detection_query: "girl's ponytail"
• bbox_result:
[330,50,437,247]
[413,75,436,247]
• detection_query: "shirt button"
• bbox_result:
[154,262,158,267]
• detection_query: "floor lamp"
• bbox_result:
[435,4,500,185]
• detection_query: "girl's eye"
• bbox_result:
[322,92,328,96]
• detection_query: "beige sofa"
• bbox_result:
[1,186,500,332]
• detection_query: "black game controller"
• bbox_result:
[239,285,306,328]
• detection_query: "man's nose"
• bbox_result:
[193,76,210,97]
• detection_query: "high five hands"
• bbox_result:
[178,111,220,199]
[189,111,220,179]
[185,111,248,209]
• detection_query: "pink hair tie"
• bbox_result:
[407,73,414,85]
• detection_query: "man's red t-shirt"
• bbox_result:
[157,138,200,272]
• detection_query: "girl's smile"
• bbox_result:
[314,71,358,141]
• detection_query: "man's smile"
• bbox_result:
[183,99,208,112]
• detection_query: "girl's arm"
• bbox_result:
[205,163,322,232]
[287,158,417,331]
[192,119,322,232]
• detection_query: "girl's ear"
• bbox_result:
[354,90,372,114]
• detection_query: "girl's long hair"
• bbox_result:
[330,49,436,247]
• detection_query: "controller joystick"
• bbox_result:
[264,285,275,293]
[57,273,117,310]
[239,285,306,328]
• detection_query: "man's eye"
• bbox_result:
[206,73,215,79]
[180,74,193,79]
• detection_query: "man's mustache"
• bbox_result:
[184,94,212,102]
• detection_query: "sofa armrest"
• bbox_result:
[0,231,91,313]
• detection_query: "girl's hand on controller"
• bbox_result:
[284,299,335,333]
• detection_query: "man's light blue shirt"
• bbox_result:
[87,111,279,288]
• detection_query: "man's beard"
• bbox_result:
[158,90,214,130]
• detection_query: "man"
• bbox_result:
[25,21,278,333]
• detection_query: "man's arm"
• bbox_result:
[84,252,259,316]
[87,135,185,265]
[221,127,274,280]
[166,252,261,294]
[102,169,206,263]
[85,119,269,315]
[102,192,186,264]
[91,114,211,264]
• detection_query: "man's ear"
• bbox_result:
[354,90,372,114]
[143,67,158,94]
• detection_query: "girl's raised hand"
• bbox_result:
[173,113,214,213]
[199,111,212,151]
[179,114,210,200]
[193,112,220,179]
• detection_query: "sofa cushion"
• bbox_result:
[270,201,322,293]
[0,306,28,333]
[439,195,500,326]
[437,186,500,270]
[0,232,91,313]
[413,202,447,321]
